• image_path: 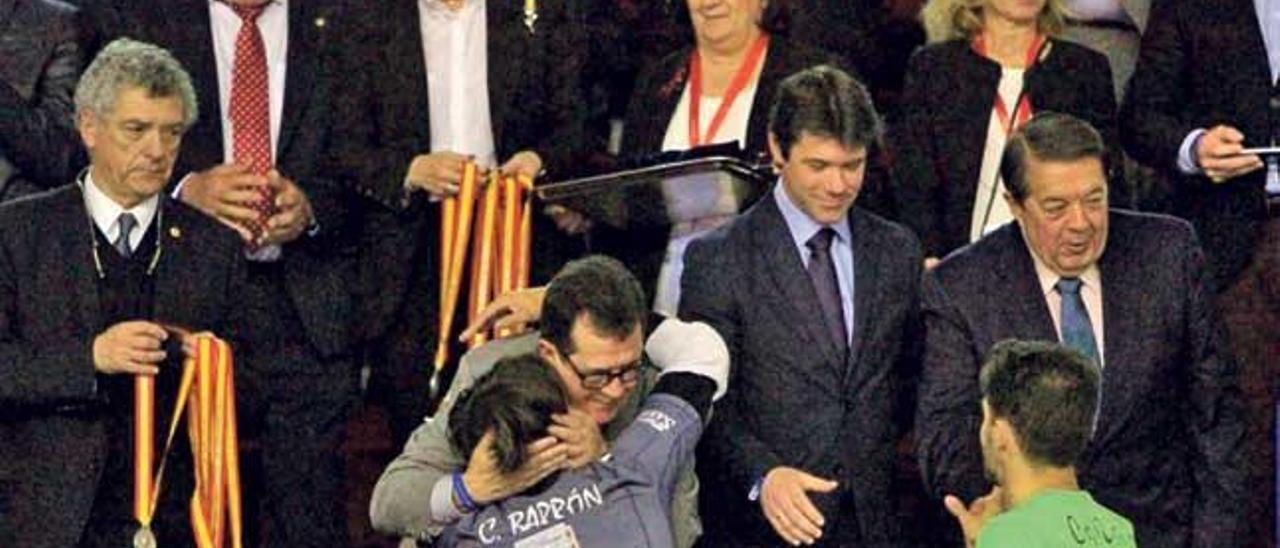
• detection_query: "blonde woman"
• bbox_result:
[894,0,1122,261]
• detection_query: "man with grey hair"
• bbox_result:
[0,38,248,547]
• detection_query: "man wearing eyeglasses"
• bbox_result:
[371,255,703,547]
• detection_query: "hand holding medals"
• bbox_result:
[134,333,243,547]
[432,162,535,394]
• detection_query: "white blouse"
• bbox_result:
[970,67,1025,244]
[650,78,760,316]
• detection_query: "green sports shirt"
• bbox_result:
[977,490,1137,548]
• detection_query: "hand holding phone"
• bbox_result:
[1197,126,1265,183]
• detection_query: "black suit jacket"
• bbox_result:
[679,191,922,545]
[612,39,897,300]
[108,0,360,358]
[916,210,1246,548]
[0,0,86,201]
[346,0,586,342]
[0,185,246,548]
[893,38,1123,258]
[1120,0,1272,292]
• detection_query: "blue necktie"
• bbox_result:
[1056,277,1102,434]
[1054,278,1099,364]
[806,228,847,356]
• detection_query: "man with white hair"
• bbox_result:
[0,38,248,547]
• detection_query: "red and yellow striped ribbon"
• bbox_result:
[134,335,242,548]
[432,166,537,372]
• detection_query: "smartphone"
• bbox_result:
[1239,146,1280,157]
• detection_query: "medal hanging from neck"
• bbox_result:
[687,33,769,147]
[971,32,1047,135]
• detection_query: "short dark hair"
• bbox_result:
[448,354,569,473]
[999,112,1107,203]
[768,64,882,159]
[979,339,1100,468]
[540,255,646,354]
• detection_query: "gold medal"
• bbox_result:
[132,525,157,548]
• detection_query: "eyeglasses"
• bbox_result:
[555,345,644,390]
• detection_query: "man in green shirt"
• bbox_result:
[945,340,1137,548]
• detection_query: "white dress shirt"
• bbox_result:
[420,0,497,169]
[1025,237,1107,367]
[83,171,159,253]
[971,67,1023,243]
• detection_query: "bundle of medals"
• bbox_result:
[133,334,242,548]
[433,163,535,377]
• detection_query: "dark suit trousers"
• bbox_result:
[364,251,446,449]
[238,262,358,547]
[1218,218,1280,548]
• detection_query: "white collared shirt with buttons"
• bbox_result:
[419,0,497,169]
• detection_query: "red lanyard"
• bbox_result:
[687,33,770,147]
[973,33,1046,135]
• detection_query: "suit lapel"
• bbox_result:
[745,40,785,155]
[401,0,432,148]
[277,0,325,162]
[486,0,516,151]
[1227,0,1274,87]
[151,199,183,329]
[169,0,225,170]
[992,226,1058,342]
[1091,217,1142,443]
[846,209,879,377]
[60,187,102,334]
[751,194,842,368]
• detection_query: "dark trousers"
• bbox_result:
[364,269,443,449]
[79,415,194,548]
[1218,217,1280,548]
[238,263,358,547]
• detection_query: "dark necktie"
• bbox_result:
[113,213,137,259]
[229,3,275,245]
[1055,277,1100,364]
[806,228,848,356]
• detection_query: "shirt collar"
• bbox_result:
[209,0,287,14]
[1020,224,1101,297]
[772,179,852,250]
[421,0,482,16]
[82,171,160,241]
